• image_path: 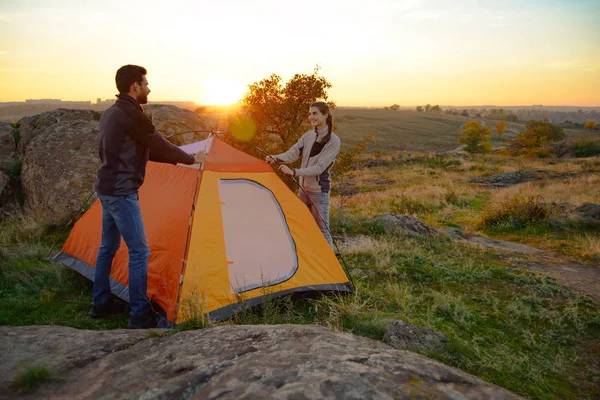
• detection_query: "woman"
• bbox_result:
[266,101,341,248]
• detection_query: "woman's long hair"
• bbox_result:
[311,101,332,145]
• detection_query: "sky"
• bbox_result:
[0,0,599,106]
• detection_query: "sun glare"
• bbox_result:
[201,77,245,106]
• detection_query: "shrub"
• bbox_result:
[480,195,552,230]
[571,136,600,157]
[509,120,565,157]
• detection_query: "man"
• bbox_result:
[90,64,199,329]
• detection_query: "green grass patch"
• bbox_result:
[330,212,386,236]
[11,122,20,145]
[571,136,600,158]
[4,154,23,182]
[8,366,53,394]
[2,167,600,399]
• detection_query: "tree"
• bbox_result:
[430,105,442,113]
[584,120,597,129]
[236,66,334,157]
[390,104,400,111]
[461,110,469,117]
[496,120,507,137]
[509,120,565,156]
[416,106,423,112]
[425,104,431,112]
[232,67,373,190]
[458,121,493,154]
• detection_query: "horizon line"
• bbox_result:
[1,99,599,109]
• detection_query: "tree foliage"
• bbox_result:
[226,67,373,189]
[458,121,493,154]
[495,120,507,137]
[233,66,334,157]
[509,120,565,156]
[584,120,597,129]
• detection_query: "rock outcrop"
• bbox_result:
[16,108,101,154]
[469,171,539,187]
[143,104,210,145]
[575,202,600,220]
[373,213,438,236]
[21,119,100,222]
[0,324,521,399]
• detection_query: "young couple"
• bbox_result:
[92,65,340,329]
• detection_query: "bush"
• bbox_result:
[571,136,600,157]
[509,120,565,157]
[583,120,596,129]
[458,121,493,154]
[480,196,552,230]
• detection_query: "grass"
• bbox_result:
[332,108,600,152]
[0,212,128,329]
[1,148,600,398]
[8,366,53,394]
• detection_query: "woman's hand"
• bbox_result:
[266,155,278,164]
[278,165,295,176]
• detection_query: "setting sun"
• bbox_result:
[200,76,246,106]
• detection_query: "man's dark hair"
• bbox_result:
[115,65,147,94]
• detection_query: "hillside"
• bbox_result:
[334,108,600,152]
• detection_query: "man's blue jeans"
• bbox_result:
[93,194,150,317]
[298,189,334,248]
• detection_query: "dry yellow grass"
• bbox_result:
[574,235,600,261]
[489,174,600,206]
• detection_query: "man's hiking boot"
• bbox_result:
[127,312,158,329]
[89,300,126,318]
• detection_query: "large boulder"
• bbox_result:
[21,120,100,222]
[16,108,101,154]
[143,104,210,145]
[0,121,16,162]
[373,213,438,236]
[0,324,521,399]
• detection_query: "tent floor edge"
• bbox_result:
[53,252,169,323]
[206,282,353,323]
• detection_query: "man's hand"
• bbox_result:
[193,150,207,164]
[279,165,295,176]
[266,155,278,164]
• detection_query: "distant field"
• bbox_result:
[334,108,600,153]
[2,105,598,153]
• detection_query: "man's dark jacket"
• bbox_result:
[95,94,194,196]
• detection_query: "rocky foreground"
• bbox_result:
[0,324,520,399]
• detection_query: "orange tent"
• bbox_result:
[55,136,352,323]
